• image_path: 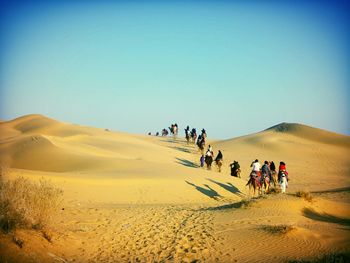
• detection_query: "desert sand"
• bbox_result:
[0,114,349,262]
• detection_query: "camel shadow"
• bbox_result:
[206,178,244,197]
[176,158,199,168]
[302,208,350,226]
[201,199,255,211]
[185,181,221,200]
[160,139,179,144]
[311,187,350,194]
[171,146,192,153]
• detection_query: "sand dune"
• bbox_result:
[266,122,350,147]
[0,115,349,262]
[213,123,350,191]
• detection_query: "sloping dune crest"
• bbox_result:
[266,122,350,147]
[0,114,183,173]
[213,123,350,191]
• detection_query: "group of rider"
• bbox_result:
[200,145,223,168]
[159,123,179,136]
[166,124,290,193]
[249,159,289,193]
[169,123,178,136]
[184,126,207,147]
[198,143,289,193]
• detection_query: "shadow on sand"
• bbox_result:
[185,181,221,200]
[201,198,259,211]
[171,146,192,153]
[159,139,178,144]
[176,158,199,168]
[311,187,350,194]
[206,178,245,197]
[302,208,350,226]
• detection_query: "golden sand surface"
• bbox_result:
[0,115,349,262]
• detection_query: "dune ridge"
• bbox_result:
[265,122,350,146]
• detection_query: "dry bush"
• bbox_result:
[12,235,24,248]
[295,191,313,202]
[0,177,63,233]
[42,229,53,242]
[240,198,256,208]
[260,224,294,234]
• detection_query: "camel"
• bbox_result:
[215,160,223,172]
[205,155,213,170]
[246,172,261,196]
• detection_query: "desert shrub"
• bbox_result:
[0,177,63,232]
[260,224,294,234]
[295,191,313,202]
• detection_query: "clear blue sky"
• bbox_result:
[1,0,349,139]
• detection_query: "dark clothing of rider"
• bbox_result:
[230,161,240,176]
[261,164,269,175]
[261,163,271,180]
[185,127,189,136]
[215,151,223,162]
[233,161,240,170]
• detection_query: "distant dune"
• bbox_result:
[213,122,350,192]
[266,122,350,147]
[0,114,183,173]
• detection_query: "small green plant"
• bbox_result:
[295,191,313,202]
[0,177,63,233]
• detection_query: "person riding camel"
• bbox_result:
[169,124,174,134]
[270,161,276,173]
[200,155,205,167]
[278,161,288,180]
[191,128,196,137]
[197,134,202,146]
[278,161,289,193]
[204,147,214,169]
[230,161,240,177]
[185,126,190,142]
[206,146,213,157]
[247,159,261,190]
[201,128,207,139]
[251,159,261,177]
[261,161,270,179]
[215,150,223,162]
[174,123,178,136]
[261,160,271,188]
[162,128,168,136]
[214,150,223,171]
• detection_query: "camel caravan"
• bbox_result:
[246,160,289,196]
[152,124,289,196]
